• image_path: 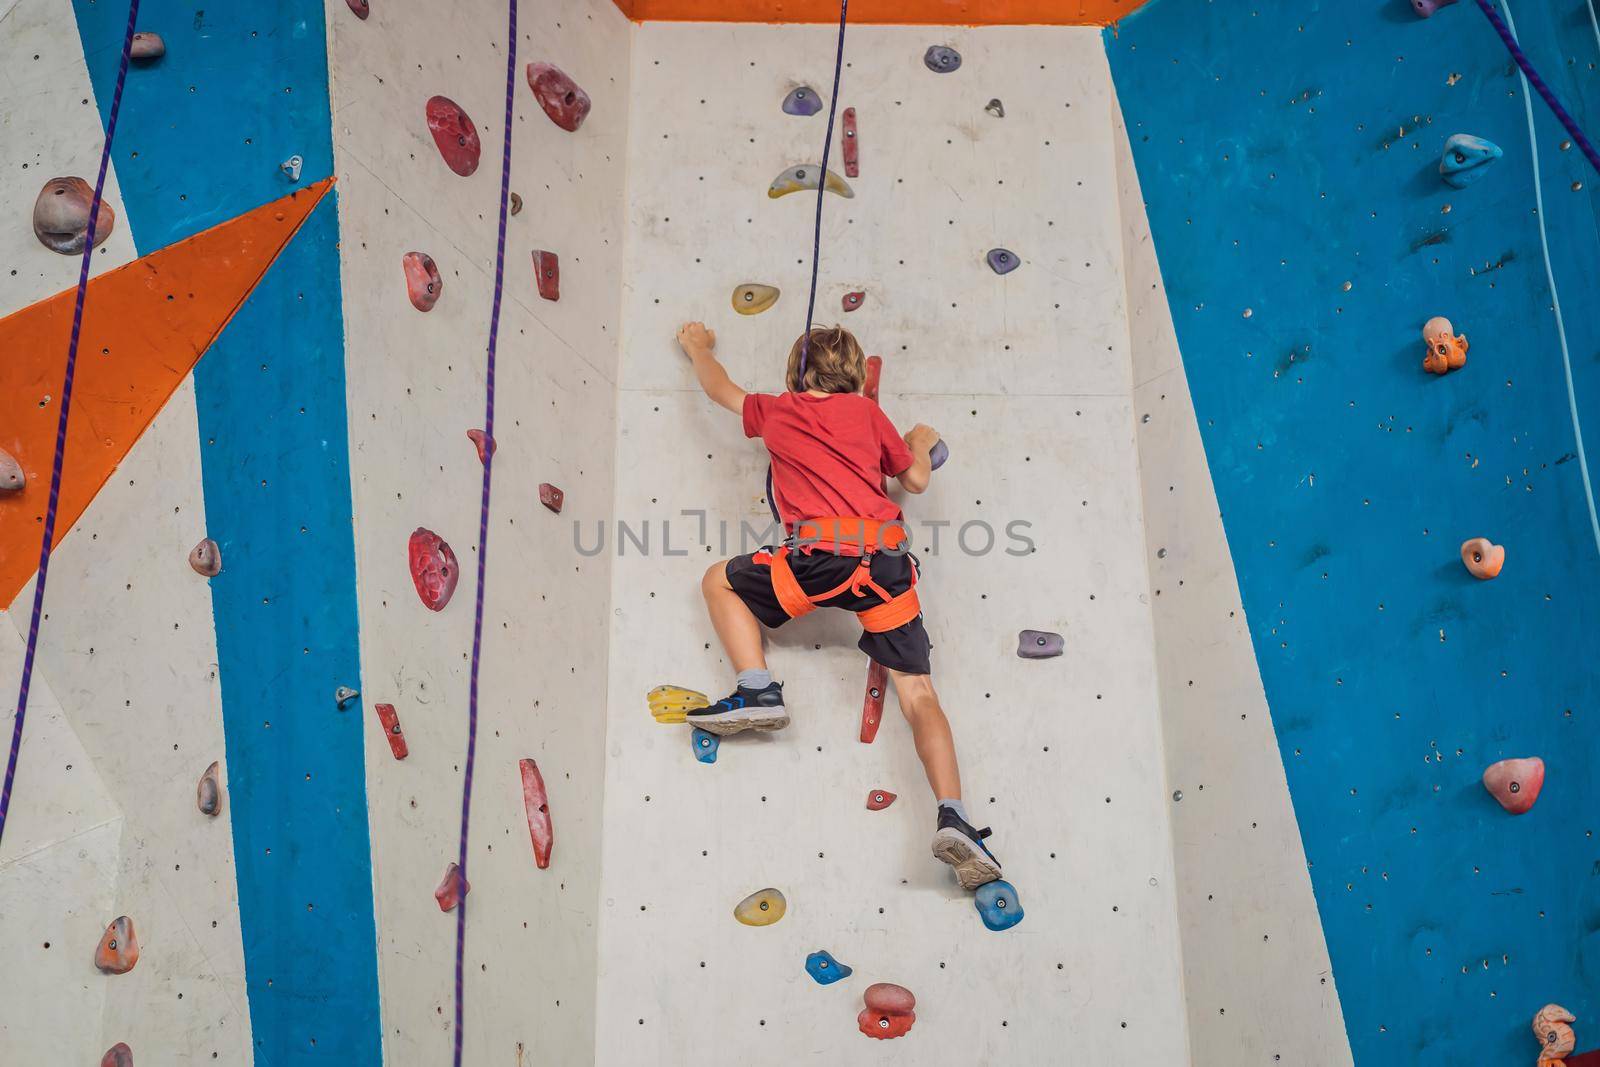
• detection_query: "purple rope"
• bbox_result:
[452,0,516,1061]
[1473,0,1600,175]
[0,0,142,849]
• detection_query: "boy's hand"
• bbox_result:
[904,423,941,457]
[677,321,716,359]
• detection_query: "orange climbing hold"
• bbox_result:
[859,982,916,1040]
[1460,538,1504,580]
[1483,756,1544,815]
[94,916,139,974]
[1535,1004,1577,1066]
[1422,316,1468,375]
[0,179,333,608]
[435,863,470,912]
[519,758,553,869]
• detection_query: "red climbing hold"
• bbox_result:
[467,429,495,465]
[842,107,859,177]
[527,62,592,132]
[842,291,864,313]
[402,251,442,312]
[94,916,139,974]
[408,527,459,612]
[1483,756,1544,815]
[532,250,560,302]
[425,96,480,177]
[539,483,564,514]
[1460,537,1504,580]
[33,177,115,255]
[858,983,915,1040]
[435,863,470,912]
[373,703,409,760]
[866,788,896,811]
[197,761,222,817]
[860,660,887,743]
[345,0,369,18]
[519,758,553,869]
[101,1044,133,1067]
[864,355,882,403]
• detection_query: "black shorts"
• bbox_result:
[726,548,933,675]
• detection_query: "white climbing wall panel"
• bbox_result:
[325,0,631,1061]
[0,1,252,1062]
[1114,99,1354,1066]
[599,22,1191,1064]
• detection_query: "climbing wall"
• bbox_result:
[1109,0,1600,1063]
[325,0,630,1061]
[598,22,1191,1064]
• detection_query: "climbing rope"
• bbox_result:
[0,0,142,850]
[1472,0,1600,176]
[768,0,850,526]
[452,0,517,1061]
[1496,0,1600,561]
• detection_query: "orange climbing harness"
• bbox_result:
[752,516,921,633]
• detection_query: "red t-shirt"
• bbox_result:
[744,391,914,551]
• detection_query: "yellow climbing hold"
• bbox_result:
[734,887,787,927]
[647,684,709,725]
[731,284,780,316]
[767,164,855,200]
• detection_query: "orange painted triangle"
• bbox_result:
[0,177,334,607]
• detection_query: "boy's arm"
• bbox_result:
[677,321,745,414]
[895,423,939,494]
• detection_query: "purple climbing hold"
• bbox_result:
[929,439,949,470]
[782,86,823,117]
[986,248,1019,275]
[1411,0,1458,16]
[924,45,962,73]
[1017,629,1063,659]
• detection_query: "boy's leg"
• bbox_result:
[687,559,789,735]
[889,668,1003,890]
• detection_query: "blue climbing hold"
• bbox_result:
[924,45,962,73]
[986,248,1019,275]
[929,439,949,470]
[692,727,720,764]
[1439,134,1502,188]
[782,86,823,117]
[805,949,853,985]
[974,880,1024,932]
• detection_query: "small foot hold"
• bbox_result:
[1422,316,1467,375]
[188,538,221,577]
[95,915,139,974]
[279,155,303,182]
[1483,756,1543,814]
[732,283,780,315]
[408,528,459,611]
[842,290,864,313]
[866,788,896,811]
[435,863,470,912]
[841,107,859,177]
[538,482,564,513]
[805,949,852,985]
[768,164,854,200]
[532,250,560,302]
[974,879,1025,932]
[527,62,592,132]
[467,429,495,465]
[425,95,481,177]
[520,759,553,868]
[860,660,887,743]
[923,45,961,73]
[782,86,823,117]
[1017,629,1064,659]
[510,192,522,215]
[197,761,222,816]
[691,727,720,764]
[734,887,786,926]
[986,248,1019,275]
[335,685,360,710]
[647,684,710,724]
[373,703,409,759]
[1460,537,1504,580]
[985,98,1005,118]
[102,1044,133,1067]
[403,251,443,311]
[858,983,915,1039]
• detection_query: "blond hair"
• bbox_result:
[785,325,866,394]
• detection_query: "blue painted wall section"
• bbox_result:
[71,2,380,1063]
[1108,2,1600,1063]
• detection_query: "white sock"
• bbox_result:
[737,668,772,691]
[938,798,968,823]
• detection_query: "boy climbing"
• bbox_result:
[672,320,1004,891]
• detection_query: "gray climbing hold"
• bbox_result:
[188,538,221,577]
[986,248,1019,275]
[924,45,961,73]
[985,98,1005,118]
[130,32,165,61]
[197,761,222,817]
[1017,630,1063,659]
[782,86,823,117]
[335,685,360,709]
[0,447,24,493]
[280,155,303,182]
[33,176,115,255]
